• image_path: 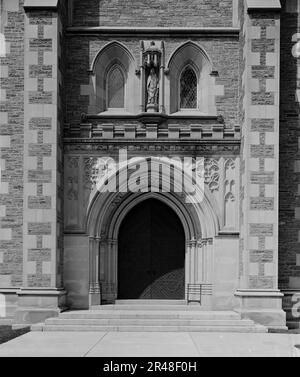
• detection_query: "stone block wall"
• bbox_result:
[65,37,240,128]
[0,0,24,289]
[71,0,235,28]
[279,0,300,291]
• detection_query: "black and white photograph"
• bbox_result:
[0,0,299,360]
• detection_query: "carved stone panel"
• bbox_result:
[224,158,236,229]
[64,157,80,229]
[204,159,220,193]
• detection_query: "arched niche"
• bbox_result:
[166,41,217,115]
[90,41,139,114]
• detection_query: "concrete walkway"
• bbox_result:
[0,332,299,357]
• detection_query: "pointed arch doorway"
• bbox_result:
[118,199,185,300]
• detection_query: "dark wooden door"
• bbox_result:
[118,199,185,300]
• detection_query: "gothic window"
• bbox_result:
[180,66,197,109]
[107,65,125,109]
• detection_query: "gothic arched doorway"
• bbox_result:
[118,199,185,300]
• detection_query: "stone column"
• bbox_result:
[190,239,197,285]
[106,239,117,303]
[236,0,286,330]
[139,41,145,112]
[185,239,198,301]
[159,41,165,113]
[196,238,214,284]
[88,237,94,305]
[95,237,101,299]
[15,0,67,326]
[89,237,101,306]
[196,240,204,284]
[185,241,191,299]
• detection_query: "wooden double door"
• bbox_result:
[118,199,185,300]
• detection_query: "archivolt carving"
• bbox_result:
[111,193,128,209]
[84,157,116,191]
[67,177,78,201]
[66,157,79,201]
[224,158,236,229]
[84,158,96,190]
[224,158,236,202]
[65,157,80,228]
[67,156,79,169]
[225,158,235,171]
[204,159,220,193]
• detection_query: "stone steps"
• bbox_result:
[115,300,187,305]
[45,318,256,327]
[32,301,267,333]
[58,310,241,320]
[92,305,210,311]
[33,324,266,333]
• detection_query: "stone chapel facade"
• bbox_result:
[0,0,299,331]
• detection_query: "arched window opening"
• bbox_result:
[180,66,197,110]
[107,65,125,109]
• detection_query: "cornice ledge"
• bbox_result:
[24,0,58,11]
[66,26,240,37]
[246,0,281,12]
[63,138,241,145]
[83,112,223,123]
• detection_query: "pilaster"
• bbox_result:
[15,0,66,325]
[236,0,286,330]
[0,0,23,291]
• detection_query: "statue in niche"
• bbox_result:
[147,68,159,111]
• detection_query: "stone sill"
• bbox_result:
[235,290,284,298]
[0,288,20,294]
[17,289,66,297]
[83,112,222,123]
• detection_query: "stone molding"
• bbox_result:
[63,141,241,155]
[246,0,281,12]
[65,121,240,142]
[235,289,284,298]
[66,27,240,38]
[23,0,58,10]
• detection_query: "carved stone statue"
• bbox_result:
[147,68,159,110]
